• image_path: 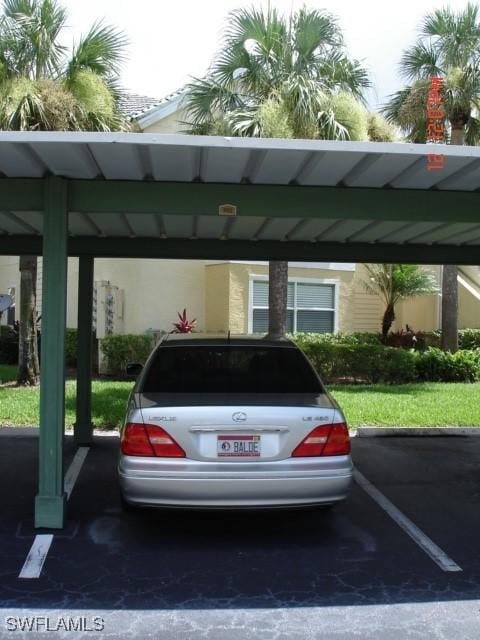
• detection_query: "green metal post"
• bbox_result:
[34,176,68,529]
[74,256,94,446]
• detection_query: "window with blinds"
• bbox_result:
[251,279,335,333]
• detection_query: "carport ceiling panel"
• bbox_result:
[390,155,474,189]
[88,142,145,180]
[196,216,231,239]
[344,154,420,188]
[29,142,99,179]
[464,235,480,245]
[202,147,252,183]
[223,216,267,240]
[0,210,41,234]
[434,223,480,244]
[0,143,45,177]
[162,214,196,238]
[383,221,449,244]
[300,151,365,186]
[435,160,480,191]
[69,211,99,236]
[409,222,478,244]
[90,213,132,237]
[343,220,405,242]
[10,211,43,233]
[322,219,372,242]
[148,145,196,182]
[123,213,160,237]
[283,217,338,241]
[252,149,312,184]
[253,217,303,241]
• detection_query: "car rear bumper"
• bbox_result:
[118,454,353,508]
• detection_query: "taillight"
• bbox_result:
[121,423,186,458]
[292,422,350,457]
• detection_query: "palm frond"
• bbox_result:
[292,7,342,70]
[1,0,67,78]
[66,20,128,81]
[400,42,441,81]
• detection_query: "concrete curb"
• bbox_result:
[0,426,119,437]
[2,425,480,438]
[356,427,480,437]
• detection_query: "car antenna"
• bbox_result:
[227,330,231,342]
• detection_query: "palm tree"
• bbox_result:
[0,0,129,385]
[184,6,370,338]
[383,3,480,352]
[363,264,438,339]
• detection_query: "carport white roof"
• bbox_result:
[0,132,479,262]
[0,131,479,189]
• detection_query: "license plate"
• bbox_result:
[217,435,261,457]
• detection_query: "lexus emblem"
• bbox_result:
[232,412,247,422]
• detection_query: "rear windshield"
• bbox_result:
[141,345,323,394]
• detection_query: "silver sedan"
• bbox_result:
[118,335,352,509]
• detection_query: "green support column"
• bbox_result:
[35,176,68,529]
[74,256,94,446]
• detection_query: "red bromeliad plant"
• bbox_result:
[172,309,196,333]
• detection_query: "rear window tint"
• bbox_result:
[141,345,323,394]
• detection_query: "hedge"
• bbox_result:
[297,342,418,384]
[294,341,480,384]
[100,334,152,375]
[292,329,480,351]
[0,325,18,365]
[415,347,480,383]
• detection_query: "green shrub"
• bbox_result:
[0,325,18,365]
[297,342,417,384]
[291,332,382,347]
[416,347,480,383]
[65,328,77,367]
[295,335,480,384]
[459,329,480,350]
[101,334,152,375]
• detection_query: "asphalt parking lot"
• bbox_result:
[1,431,480,639]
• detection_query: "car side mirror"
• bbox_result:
[126,363,143,377]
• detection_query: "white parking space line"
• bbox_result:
[18,447,90,580]
[18,534,53,579]
[354,468,462,573]
[64,446,90,500]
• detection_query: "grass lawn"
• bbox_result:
[330,383,480,427]
[0,380,479,429]
[0,380,133,429]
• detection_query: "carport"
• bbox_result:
[0,131,479,530]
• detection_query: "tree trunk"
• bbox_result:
[450,127,465,145]
[267,260,288,339]
[441,265,458,352]
[17,255,40,386]
[440,124,463,352]
[381,303,395,339]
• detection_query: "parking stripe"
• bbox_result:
[18,447,90,579]
[354,468,462,573]
[64,447,90,500]
[18,534,53,579]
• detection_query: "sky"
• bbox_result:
[60,0,470,110]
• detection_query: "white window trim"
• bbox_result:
[248,275,339,334]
